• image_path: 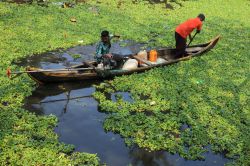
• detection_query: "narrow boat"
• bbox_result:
[27,35,220,84]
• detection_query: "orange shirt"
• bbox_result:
[175,18,203,38]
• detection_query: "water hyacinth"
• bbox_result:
[94,0,250,165]
[0,0,249,165]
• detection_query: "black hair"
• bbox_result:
[101,30,109,37]
[197,13,205,21]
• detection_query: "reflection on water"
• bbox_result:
[23,81,230,166]
[22,42,230,166]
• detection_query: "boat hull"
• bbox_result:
[27,36,220,84]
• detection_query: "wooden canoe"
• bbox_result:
[27,35,220,84]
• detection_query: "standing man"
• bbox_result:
[175,14,205,58]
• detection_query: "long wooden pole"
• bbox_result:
[187,32,198,47]
[8,67,95,75]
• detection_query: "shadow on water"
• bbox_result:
[21,41,230,166]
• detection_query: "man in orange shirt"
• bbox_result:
[175,14,205,58]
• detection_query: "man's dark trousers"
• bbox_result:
[175,32,187,59]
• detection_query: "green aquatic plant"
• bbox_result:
[94,0,250,165]
[0,0,249,165]
[0,0,172,164]
[71,53,82,59]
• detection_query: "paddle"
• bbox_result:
[187,32,198,47]
[6,67,94,78]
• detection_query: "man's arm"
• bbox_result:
[96,43,103,58]
[196,23,203,33]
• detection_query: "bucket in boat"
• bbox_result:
[149,50,158,62]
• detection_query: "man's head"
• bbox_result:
[197,14,205,21]
[101,30,110,43]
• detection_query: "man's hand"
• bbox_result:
[196,30,201,33]
[104,54,113,59]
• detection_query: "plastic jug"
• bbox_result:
[149,50,158,62]
[137,50,147,65]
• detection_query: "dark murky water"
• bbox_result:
[22,42,230,166]
[16,40,146,69]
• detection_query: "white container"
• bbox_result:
[97,63,104,69]
[122,59,138,70]
[137,50,147,60]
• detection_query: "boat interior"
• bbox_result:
[77,44,206,71]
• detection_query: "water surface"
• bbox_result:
[16,40,146,69]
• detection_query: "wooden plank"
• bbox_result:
[132,55,152,66]
[23,67,94,75]
[83,61,96,68]
[161,56,171,61]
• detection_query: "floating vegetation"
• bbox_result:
[93,0,250,165]
[0,0,249,165]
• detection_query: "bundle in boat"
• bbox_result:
[122,59,138,70]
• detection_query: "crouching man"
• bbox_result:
[95,30,120,69]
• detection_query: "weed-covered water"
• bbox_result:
[22,42,230,166]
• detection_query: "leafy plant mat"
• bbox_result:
[0,0,249,165]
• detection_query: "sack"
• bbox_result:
[97,63,104,70]
[122,59,138,70]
